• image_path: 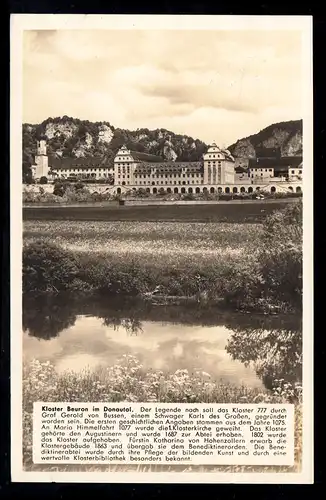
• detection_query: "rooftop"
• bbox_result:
[134,161,203,173]
[48,155,111,170]
[129,150,165,163]
[248,156,302,170]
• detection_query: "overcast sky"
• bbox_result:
[23,29,302,145]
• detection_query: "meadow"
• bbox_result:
[23,220,261,258]
[23,200,302,312]
[23,220,267,309]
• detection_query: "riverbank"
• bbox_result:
[22,239,300,313]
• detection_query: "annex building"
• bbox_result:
[31,140,303,195]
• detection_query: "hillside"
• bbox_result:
[22,117,302,182]
[228,120,302,158]
[22,116,207,182]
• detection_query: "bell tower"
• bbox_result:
[33,139,49,179]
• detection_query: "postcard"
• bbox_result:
[11,14,313,484]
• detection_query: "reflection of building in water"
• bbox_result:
[31,140,303,194]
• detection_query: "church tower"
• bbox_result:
[33,139,49,179]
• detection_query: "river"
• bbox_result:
[22,293,302,393]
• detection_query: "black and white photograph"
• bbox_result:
[10,15,313,483]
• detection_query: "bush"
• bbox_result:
[75,181,85,191]
[219,194,232,201]
[39,176,48,184]
[133,188,150,198]
[182,193,195,201]
[259,200,302,309]
[53,181,67,197]
[23,241,80,293]
[219,200,302,312]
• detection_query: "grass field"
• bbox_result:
[23,200,293,223]
[24,220,262,258]
[23,200,302,312]
[23,220,259,304]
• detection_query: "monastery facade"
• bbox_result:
[31,140,303,194]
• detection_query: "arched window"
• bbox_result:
[153,187,157,194]
[288,186,293,192]
[181,187,186,194]
[248,187,253,193]
[117,188,121,194]
[152,181,156,185]
[203,187,208,193]
[167,188,172,193]
[195,187,200,194]
[218,187,222,193]
[271,186,276,193]
[240,187,246,193]
[233,187,238,193]
[225,187,230,193]
[122,181,126,186]
[174,187,179,194]
[146,188,150,193]
[210,187,215,194]
[188,187,193,193]
[296,186,302,193]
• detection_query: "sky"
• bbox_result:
[23,29,303,145]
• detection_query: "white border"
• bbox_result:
[10,14,314,484]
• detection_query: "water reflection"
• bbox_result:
[225,324,302,394]
[23,293,302,391]
[23,295,77,340]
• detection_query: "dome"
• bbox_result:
[207,143,221,153]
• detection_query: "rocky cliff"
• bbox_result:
[228,120,302,158]
[22,116,207,176]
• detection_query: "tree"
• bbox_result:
[23,241,80,293]
[259,200,302,310]
[39,176,48,184]
[53,181,67,197]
